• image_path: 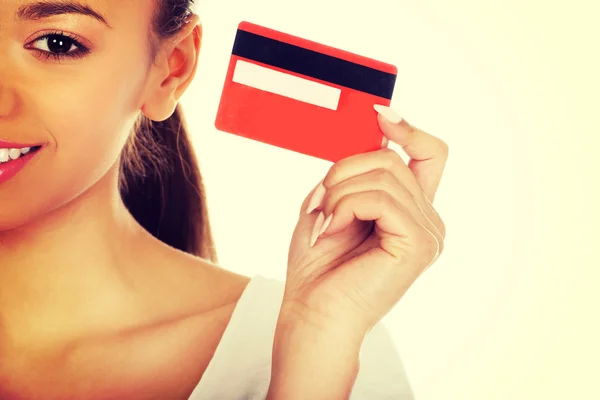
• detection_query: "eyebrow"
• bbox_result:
[16,1,112,28]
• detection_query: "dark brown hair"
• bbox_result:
[118,0,217,262]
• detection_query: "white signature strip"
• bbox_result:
[232,59,341,111]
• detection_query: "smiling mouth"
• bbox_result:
[0,146,43,164]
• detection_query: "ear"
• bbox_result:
[141,14,202,122]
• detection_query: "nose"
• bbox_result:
[0,82,20,119]
[0,49,21,119]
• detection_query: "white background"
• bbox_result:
[180,0,599,399]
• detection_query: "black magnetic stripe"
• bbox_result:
[231,29,396,99]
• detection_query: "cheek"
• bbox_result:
[45,84,134,176]
[42,74,142,189]
[49,53,147,154]
[22,50,149,215]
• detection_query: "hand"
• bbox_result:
[282,105,449,335]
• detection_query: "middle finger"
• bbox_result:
[318,148,445,238]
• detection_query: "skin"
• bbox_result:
[0,0,449,399]
[0,1,250,399]
[269,115,448,398]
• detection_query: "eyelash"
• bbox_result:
[28,30,90,62]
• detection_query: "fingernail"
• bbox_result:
[310,212,325,247]
[374,104,403,124]
[318,213,333,236]
[306,181,326,214]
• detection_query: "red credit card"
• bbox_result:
[215,21,398,163]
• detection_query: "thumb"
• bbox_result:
[373,104,449,202]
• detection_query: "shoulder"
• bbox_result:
[147,239,254,316]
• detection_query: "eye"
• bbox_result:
[35,34,79,54]
[27,31,90,62]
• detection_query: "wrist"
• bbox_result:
[267,301,366,400]
[273,307,365,360]
[277,299,371,342]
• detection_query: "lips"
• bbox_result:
[0,139,45,149]
[0,145,43,185]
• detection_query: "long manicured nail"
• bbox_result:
[374,104,403,124]
[306,181,326,214]
[318,213,333,236]
[310,212,325,247]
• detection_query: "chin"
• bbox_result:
[0,211,37,233]
[0,197,66,234]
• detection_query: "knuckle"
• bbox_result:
[373,190,393,207]
[383,148,404,168]
[397,185,414,204]
[423,212,445,254]
[321,187,338,215]
[422,195,446,239]
[429,209,446,240]
[336,191,355,213]
[438,219,447,240]
[373,169,402,196]
[323,163,342,188]
[436,233,445,255]
[373,169,392,186]
[423,234,440,261]
[413,226,439,257]
[438,140,449,157]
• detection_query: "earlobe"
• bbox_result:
[140,16,202,122]
[141,96,177,122]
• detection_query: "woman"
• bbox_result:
[0,0,448,399]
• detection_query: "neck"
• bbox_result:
[0,163,158,351]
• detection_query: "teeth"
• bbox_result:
[8,149,21,160]
[0,147,34,163]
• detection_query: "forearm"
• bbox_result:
[267,309,366,400]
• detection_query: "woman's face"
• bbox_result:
[0,0,168,231]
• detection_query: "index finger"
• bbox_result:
[374,105,449,202]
